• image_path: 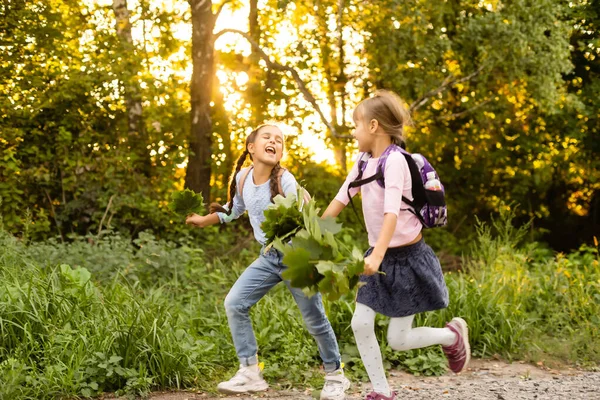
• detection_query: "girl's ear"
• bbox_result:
[369,119,379,133]
[247,142,255,155]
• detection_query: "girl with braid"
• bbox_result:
[186,124,350,399]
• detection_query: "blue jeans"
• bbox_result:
[224,248,341,372]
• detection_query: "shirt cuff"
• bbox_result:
[217,212,235,224]
[334,192,350,206]
[383,187,403,216]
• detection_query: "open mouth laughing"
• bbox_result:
[265,145,276,155]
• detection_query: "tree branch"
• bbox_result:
[436,98,492,121]
[410,64,486,112]
[214,28,352,139]
[214,0,233,20]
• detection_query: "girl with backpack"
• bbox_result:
[321,90,470,400]
[186,124,349,400]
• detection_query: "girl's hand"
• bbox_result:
[185,213,205,227]
[363,253,383,276]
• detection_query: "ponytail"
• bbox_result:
[354,89,412,147]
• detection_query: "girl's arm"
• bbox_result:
[185,168,247,229]
[186,212,220,228]
[321,156,362,219]
[363,213,397,275]
[364,152,406,275]
[321,199,346,219]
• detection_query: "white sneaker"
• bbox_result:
[320,368,350,400]
[216,364,269,394]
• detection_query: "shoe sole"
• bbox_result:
[217,382,269,394]
[451,317,471,373]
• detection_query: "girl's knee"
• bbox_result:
[387,315,415,351]
[387,332,411,351]
[351,311,374,336]
[302,312,330,333]
[224,292,246,315]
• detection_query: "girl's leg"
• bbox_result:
[224,254,282,366]
[387,316,470,374]
[285,283,341,372]
[351,303,392,397]
[286,285,350,400]
[386,315,456,351]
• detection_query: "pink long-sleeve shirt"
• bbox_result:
[335,151,422,247]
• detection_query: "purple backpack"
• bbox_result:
[347,144,448,228]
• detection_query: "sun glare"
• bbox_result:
[83,0,362,166]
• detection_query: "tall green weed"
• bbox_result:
[0,208,597,398]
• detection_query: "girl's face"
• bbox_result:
[248,125,284,166]
[352,112,376,153]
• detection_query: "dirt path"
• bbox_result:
[118,359,600,400]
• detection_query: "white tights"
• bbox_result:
[351,303,456,396]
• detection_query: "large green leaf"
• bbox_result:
[290,231,323,259]
[281,248,322,288]
[169,189,205,217]
[316,263,350,301]
[318,216,343,235]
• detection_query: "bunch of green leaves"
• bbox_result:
[267,189,365,301]
[169,189,204,217]
[262,188,306,245]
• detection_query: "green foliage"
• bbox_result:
[0,206,598,398]
[1,0,597,251]
[0,0,190,240]
[262,190,364,300]
[169,189,205,217]
[0,0,599,393]
[402,350,448,377]
[261,189,305,245]
[0,229,238,398]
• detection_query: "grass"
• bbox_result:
[0,210,598,398]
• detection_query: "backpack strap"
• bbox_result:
[237,166,254,198]
[375,147,426,210]
[346,152,375,230]
[398,152,427,209]
[346,145,427,228]
[278,167,312,204]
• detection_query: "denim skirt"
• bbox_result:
[356,238,449,318]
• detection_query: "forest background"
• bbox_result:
[0,0,599,398]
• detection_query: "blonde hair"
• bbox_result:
[353,89,413,147]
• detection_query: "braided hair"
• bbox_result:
[268,161,283,202]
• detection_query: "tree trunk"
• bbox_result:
[247,0,265,124]
[335,0,347,171]
[186,0,216,202]
[316,0,347,172]
[112,0,148,176]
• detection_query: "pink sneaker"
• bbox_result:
[365,391,396,400]
[442,317,471,373]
